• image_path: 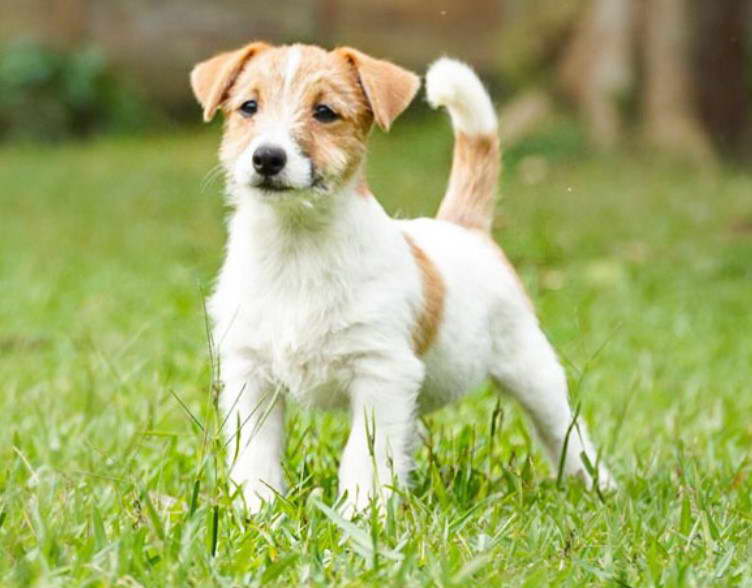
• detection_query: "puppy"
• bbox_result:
[190,43,615,514]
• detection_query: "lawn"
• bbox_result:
[1,117,751,586]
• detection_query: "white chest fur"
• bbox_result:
[209,189,420,406]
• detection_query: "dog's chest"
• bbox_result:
[212,275,361,407]
[261,302,355,406]
[211,205,409,406]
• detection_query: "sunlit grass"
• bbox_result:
[1,118,751,585]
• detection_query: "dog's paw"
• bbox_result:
[338,482,394,519]
[338,487,375,519]
[593,468,618,492]
[339,495,391,520]
[570,463,618,493]
[240,480,284,515]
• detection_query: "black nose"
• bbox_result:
[253,145,287,177]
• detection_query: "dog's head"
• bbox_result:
[191,43,420,200]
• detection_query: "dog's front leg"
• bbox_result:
[220,359,285,514]
[338,360,422,515]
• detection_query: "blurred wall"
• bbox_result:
[3,0,504,108]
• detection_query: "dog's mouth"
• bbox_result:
[252,172,328,195]
[255,178,294,193]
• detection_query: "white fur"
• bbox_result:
[211,56,614,515]
[283,46,301,94]
[426,57,498,135]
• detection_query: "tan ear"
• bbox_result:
[336,47,420,131]
[190,42,270,122]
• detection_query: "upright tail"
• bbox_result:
[426,58,500,234]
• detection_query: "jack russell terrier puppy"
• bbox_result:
[190,42,615,514]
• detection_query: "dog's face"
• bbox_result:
[191,43,420,199]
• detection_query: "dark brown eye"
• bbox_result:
[313,104,339,123]
[239,100,258,117]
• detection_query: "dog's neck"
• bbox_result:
[225,174,394,287]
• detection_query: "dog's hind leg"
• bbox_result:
[490,316,616,490]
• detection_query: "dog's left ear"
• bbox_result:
[336,47,420,131]
[191,41,270,122]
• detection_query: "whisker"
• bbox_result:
[201,164,226,193]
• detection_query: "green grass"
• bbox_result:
[1,118,751,586]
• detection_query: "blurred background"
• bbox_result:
[2,3,752,583]
[2,0,751,162]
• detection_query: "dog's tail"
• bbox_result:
[426,58,500,234]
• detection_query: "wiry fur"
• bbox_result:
[191,43,615,515]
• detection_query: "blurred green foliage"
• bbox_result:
[0,40,155,142]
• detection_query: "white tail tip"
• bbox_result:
[425,57,497,136]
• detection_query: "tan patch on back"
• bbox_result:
[403,234,445,355]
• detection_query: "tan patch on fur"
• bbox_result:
[335,47,420,131]
[437,132,500,233]
[355,177,372,198]
[190,42,270,122]
[403,234,445,355]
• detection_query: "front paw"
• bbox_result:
[238,477,285,514]
[339,472,394,518]
[590,466,618,492]
[569,462,618,493]
[339,486,376,519]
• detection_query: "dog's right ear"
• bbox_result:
[190,42,270,122]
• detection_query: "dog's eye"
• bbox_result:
[239,100,258,117]
[313,104,339,123]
